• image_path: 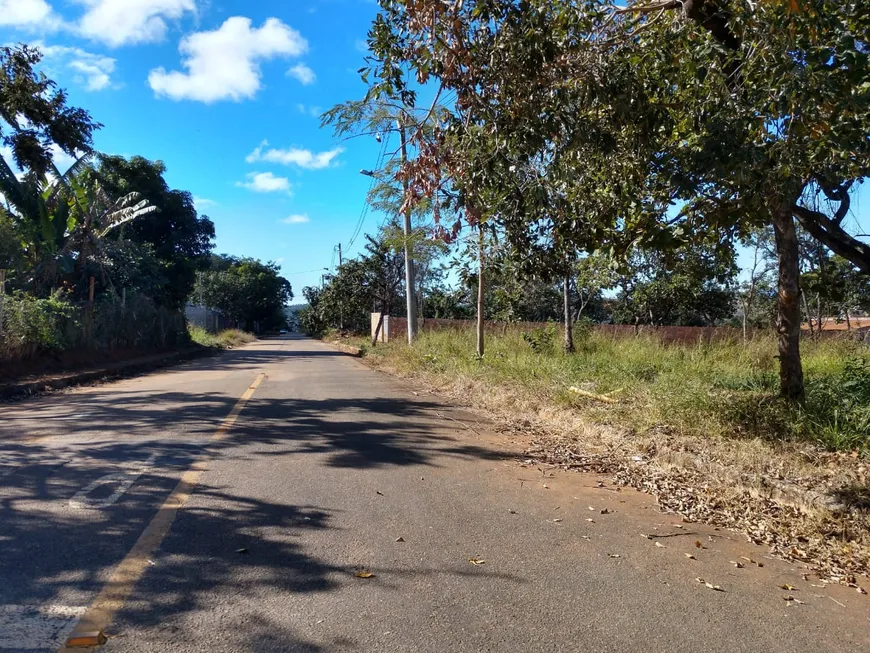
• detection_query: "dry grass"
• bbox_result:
[353,328,870,581]
[188,326,256,349]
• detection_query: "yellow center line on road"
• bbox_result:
[58,372,267,651]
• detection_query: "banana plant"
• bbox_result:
[57,178,158,294]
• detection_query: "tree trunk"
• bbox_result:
[476,227,485,358]
[771,204,805,401]
[845,307,851,331]
[802,290,814,337]
[563,273,575,353]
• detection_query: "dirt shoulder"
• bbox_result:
[338,337,869,589]
[0,347,217,401]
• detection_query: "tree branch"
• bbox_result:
[614,1,681,15]
[792,204,870,274]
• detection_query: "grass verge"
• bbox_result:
[352,327,870,584]
[188,326,256,349]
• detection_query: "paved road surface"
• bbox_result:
[0,335,867,652]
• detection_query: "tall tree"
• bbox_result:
[364,0,870,399]
[0,45,101,290]
[196,255,292,332]
[95,155,215,308]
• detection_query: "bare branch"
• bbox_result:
[614,1,680,15]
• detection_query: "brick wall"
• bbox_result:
[386,317,759,345]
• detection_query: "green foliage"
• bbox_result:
[362,0,870,398]
[195,255,292,332]
[368,327,870,453]
[0,291,188,361]
[95,155,215,309]
[1,45,99,179]
[612,245,738,327]
[522,324,557,354]
[0,292,79,359]
[304,230,407,335]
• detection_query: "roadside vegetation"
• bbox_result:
[363,329,869,454]
[0,45,290,374]
[188,326,256,350]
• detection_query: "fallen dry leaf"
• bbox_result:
[640,533,651,539]
[395,537,405,542]
[376,490,384,496]
[508,509,517,514]
[468,558,486,566]
[696,577,724,592]
[685,553,696,560]
[695,540,702,548]
[552,518,563,523]
[600,508,611,515]
[355,570,375,579]
[857,586,867,595]
[730,560,745,569]
[655,542,666,548]
[608,554,621,558]
[586,518,595,523]
[235,548,249,555]
[782,595,805,604]
[779,584,796,591]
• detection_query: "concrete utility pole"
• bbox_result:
[337,243,344,330]
[398,116,418,345]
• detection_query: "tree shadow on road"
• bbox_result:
[0,358,522,651]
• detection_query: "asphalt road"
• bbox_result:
[1,334,867,652]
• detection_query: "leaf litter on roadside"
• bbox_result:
[696,577,725,592]
[355,570,375,578]
[468,557,486,565]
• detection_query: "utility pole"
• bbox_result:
[337,243,344,330]
[398,115,418,344]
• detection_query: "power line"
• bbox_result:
[345,131,391,255]
[284,268,330,276]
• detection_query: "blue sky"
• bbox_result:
[1,0,387,297]
[2,0,868,296]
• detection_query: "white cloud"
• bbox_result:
[0,0,55,27]
[246,141,342,170]
[149,16,308,103]
[281,214,310,224]
[287,62,315,85]
[76,0,197,48]
[237,172,291,194]
[50,144,79,174]
[40,45,117,91]
[296,104,322,118]
[193,196,217,209]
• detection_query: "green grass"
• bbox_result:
[362,327,870,453]
[188,325,256,349]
